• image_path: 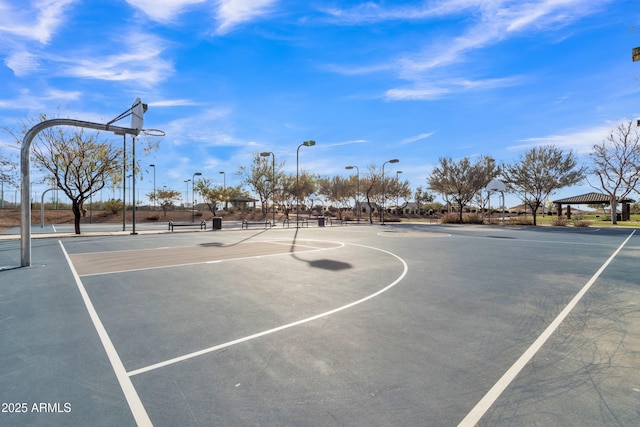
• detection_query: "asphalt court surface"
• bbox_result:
[1,223,639,426]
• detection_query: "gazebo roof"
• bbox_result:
[552,192,635,204]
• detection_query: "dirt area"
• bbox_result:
[0,208,265,232]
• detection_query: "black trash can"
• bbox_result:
[318,217,325,227]
[212,217,222,230]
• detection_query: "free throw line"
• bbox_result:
[458,229,636,426]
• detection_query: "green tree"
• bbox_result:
[238,153,285,218]
[194,178,245,215]
[589,121,640,224]
[428,156,498,223]
[414,186,434,215]
[149,188,182,217]
[317,175,356,219]
[503,146,585,226]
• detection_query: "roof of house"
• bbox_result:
[552,192,635,204]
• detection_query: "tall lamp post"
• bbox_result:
[184,179,190,208]
[395,170,403,214]
[296,140,316,227]
[260,151,276,225]
[381,159,399,225]
[150,164,156,210]
[192,172,201,222]
[345,165,360,222]
[219,171,227,210]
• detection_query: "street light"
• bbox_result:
[396,170,403,213]
[382,159,399,225]
[150,164,156,210]
[296,140,316,227]
[184,179,190,208]
[260,152,275,225]
[192,172,201,222]
[219,171,226,189]
[219,171,227,210]
[345,165,360,222]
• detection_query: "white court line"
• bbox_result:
[127,242,408,377]
[59,241,152,427]
[79,241,345,277]
[458,229,636,427]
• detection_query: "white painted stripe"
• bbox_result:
[78,241,344,277]
[128,242,408,377]
[59,241,153,427]
[458,229,636,427]
[52,224,57,233]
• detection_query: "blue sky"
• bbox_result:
[1,0,639,207]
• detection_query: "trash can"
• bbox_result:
[318,217,325,227]
[212,217,222,230]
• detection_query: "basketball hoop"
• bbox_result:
[141,128,165,137]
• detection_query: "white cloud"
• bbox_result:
[401,132,435,145]
[324,0,611,99]
[214,0,279,35]
[5,51,39,76]
[59,32,173,86]
[0,0,78,44]
[507,123,615,155]
[125,0,207,23]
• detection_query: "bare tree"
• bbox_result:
[428,156,498,222]
[0,148,17,207]
[503,146,585,225]
[589,120,640,224]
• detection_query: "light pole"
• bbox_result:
[184,179,190,208]
[192,172,201,222]
[219,171,227,210]
[260,152,275,225]
[345,165,359,222]
[382,159,399,225]
[395,170,403,214]
[150,164,156,210]
[296,140,316,227]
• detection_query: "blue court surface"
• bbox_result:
[1,223,639,426]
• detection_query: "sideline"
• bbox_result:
[127,242,408,377]
[59,241,152,427]
[458,229,636,426]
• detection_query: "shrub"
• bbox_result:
[440,212,484,224]
[464,213,484,224]
[146,214,160,221]
[551,216,569,226]
[573,219,591,227]
[509,216,533,226]
[440,213,461,224]
[103,198,122,215]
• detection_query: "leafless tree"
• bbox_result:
[589,120,640,224]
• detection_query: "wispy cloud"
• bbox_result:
[324,0,611,99]
[322,139,368,148]
[58,32,173,86]
[400,132,435,145]
[0,0,78,44]
[214,0,279,35]
[125,0,207,23]
[507,123,615,155]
